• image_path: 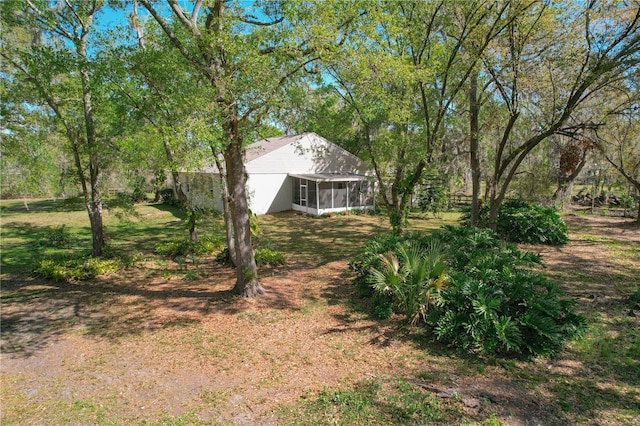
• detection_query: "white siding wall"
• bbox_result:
[246,134,370,175]
[177,134,372,215]
[176,172,223,211]
[246,173,291,214]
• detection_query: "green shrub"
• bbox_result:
[349,225,586,357]
[372,293,394,319]
[349,233,421,291]
[369,240,448,324]
[33,256,124,281]
[619,192,635,209]
[463,199,568,245]
[158,188,180,206]
[426,226,585,356]
[347,208,378,216]
[348,233,433,318]
[155,236,222,257]
[39,225,73,247]
[215,247,233,266]
[215,247,286,267]
[255,248,286,266]
[129,175,147,203]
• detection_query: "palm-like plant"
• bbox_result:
[370,240,448,325]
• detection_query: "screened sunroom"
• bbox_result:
[290,173,375,215]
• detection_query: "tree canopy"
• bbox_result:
[2,0,639,282]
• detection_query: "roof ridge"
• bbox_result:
[245,132,314,162]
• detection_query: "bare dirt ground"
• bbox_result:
[1,213,639,425]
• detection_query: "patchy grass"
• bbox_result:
[0,199,191,275]
[276,378,457,425]
[257,210,460,264]
[1,200,639,425]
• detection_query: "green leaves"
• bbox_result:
[369,240,449,325]
[426,226,585,357]
[463,200,569,245]
[352,225,585,357]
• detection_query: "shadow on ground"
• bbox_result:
[1,261,298,358]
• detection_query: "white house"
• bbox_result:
[175,132,375,215]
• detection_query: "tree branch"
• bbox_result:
[26,0,74,40]
[139,0,205,71]
[240,15,284,26]
[167,0,201,35]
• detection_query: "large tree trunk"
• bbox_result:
[552,182,573,208]
[469,69,481,226]
[388,203,407,236]
[224,133,263,297]
[87,199,105,256]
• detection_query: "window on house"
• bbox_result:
[333,181,347,208]
[308,181,317,208]
[348,182,360,207]
[293,178,301,204]
[318,182,332,209]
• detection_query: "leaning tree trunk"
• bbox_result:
[79,53,105,257]
[224,134,264,297]
[469,69,481,226]
[213,155,237,267]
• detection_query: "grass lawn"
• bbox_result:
[1,199,638,425]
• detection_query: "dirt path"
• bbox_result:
[2,260,424,424]
[2,214,639,425]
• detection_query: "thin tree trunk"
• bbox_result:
[187,212,199,243]
[79,48,104,257]
[469,69,481,226]
[213,152,236,266]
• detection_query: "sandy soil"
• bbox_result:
[1,213,638,425]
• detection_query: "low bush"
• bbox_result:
[39,225,73,247]
[369,240,448,324]
[214,247,233,265]
[350,225,585,357]
[349,233,405,289]
[215,247,286,267]
[463,199,568,245]
[255,248,286,266]
[155,236,222,257]
[158,188,180,206]
[33,256,125,281]
[428,226,585,356]
[349,233,430,319]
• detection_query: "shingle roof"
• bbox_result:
[244,133,309,162]
[189,133,309,173]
